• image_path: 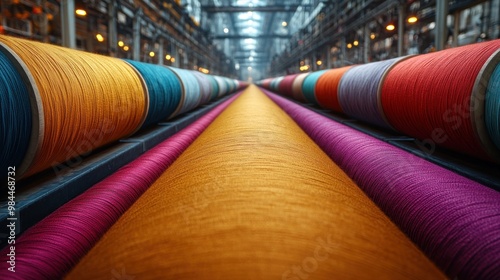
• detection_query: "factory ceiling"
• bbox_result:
[201,0,307,77]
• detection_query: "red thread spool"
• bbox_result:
[278,74,299,97]
[315,66,353,112]
[381,40,500,160]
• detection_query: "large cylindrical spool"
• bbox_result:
[291,73,309,102]
[381,40,500,160]
[207,75,220,101]
[338,57,412,129]
[278,74,299,97]
[315,66,352,112]
[166,66,202,118]
[190,71,212,106]
[124,60,182,128]
[302,70,327,106]
[0,36,148,178]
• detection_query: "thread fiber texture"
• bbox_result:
[0,36,147,177]
[315,66,352,112]
[381,40,500,159]
[67,85,444,280]
[0,93,240,280]
[339,58,401,129]
[266,89,500,280]
[125,60,182,127]
[302,70,327,106]
[0,48,32,174]
[486,64,500,150]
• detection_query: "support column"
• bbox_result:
[364,23,370,63]
[183,50,189,69]
[158,38,164,65]
[398,3,405,56]
[133,8,143,61]
[108,0,117,57]
[453,11,460,47]
[435,0,449,51]
[341,36,346,66]
[171,44,180,67]
[326,45,332,69]
[61,0,76,48]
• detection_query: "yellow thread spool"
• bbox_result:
[67,85,445,279]
[0,36,148,178]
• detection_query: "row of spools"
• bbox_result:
[258,40,500,162]
[0,35,246,179]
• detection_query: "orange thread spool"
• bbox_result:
[0,36,148,178]
[315,66,353,112]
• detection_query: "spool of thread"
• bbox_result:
[214,76,228,98]
[266,90,500,279]
[125,60,182,127]
[0,94,240,280]
[302,70,328,106]
[67,85,444,280]
[486,64,500,150]
[207,75,220,101]
[270,76,284,92]
[190,71,212,106]
[315,66,352,112]
[278,74,299,97]
[0,45,33,175]
[166,67,201,117]
[258,78,273,90]
[291,73,309,103]
[0,36,148,178]
[339,57,411,129]
[223,78,233,95]
[381,40,500,160]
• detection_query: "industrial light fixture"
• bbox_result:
[316,60,322,66]
[123,46,129,51]
[347,43,353,49]
[96,34,104,42]
[249,56,254,61]
[166,54,171,60]
[386,22,395,31]
[407,15,418,24]
[198,67,210,74]
[170,57,176,63]
[370,33,376,40]
[223,27,229,33]
[118,41,124,47]
[282,21,288,27]
[75,9,87,17]
[353,40,359,46]
[149,51,155,57]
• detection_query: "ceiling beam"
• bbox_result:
[202,5,301,13]
[213,34,292,39]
